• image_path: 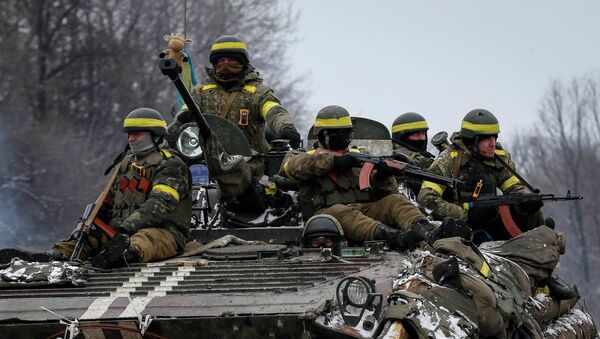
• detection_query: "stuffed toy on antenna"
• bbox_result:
[159,33,192,66]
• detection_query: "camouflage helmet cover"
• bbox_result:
[392,112,429,140]
[123,108,168,137]
[209,35,249,65]
[460,108,500,139]
[312,105,353,134]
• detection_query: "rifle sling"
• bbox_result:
[451,149,463,203]
[220,91,241,118]
[392,139,435,159]
[494,154,535,191]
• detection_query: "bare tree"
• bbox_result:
[512,73,600,320]
[0,0,308,248]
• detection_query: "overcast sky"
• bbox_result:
[288,1,600,145]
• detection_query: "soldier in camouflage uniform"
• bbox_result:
[391,112,435,195]
[0,108,192,268]
[418,109,545,243]
[281,105,471,249]
[169,35,300,176]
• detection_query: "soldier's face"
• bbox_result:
[128,131,150,142]
[309,236,335,249]
[476,136,496,158]
[407,131,427,141]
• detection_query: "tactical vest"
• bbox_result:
[299,148,372,219]
[111,150,171,225]
[195,82,271,154]
[443,148,504,204]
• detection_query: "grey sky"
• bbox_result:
[288,0,600,144]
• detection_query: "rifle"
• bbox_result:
[465,191,582,238]
[159,58,212,141]
[348,153,460,190]
[69,163,120,261]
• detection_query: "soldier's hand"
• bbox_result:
[280,127,301,149]
[331,154,360,172]
[373,161,394,180]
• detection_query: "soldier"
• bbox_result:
[0,108,192,269]
[391,112,435,195]
[281,105,471,250]
[169,35,301,175]
[418,109,545,243]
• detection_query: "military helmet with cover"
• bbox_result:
[123,108,168,137]
[392,112,429,141]
[209,35,249,65]
[460,108,500,140]
[302,214,346,250]
[312,105,353,134]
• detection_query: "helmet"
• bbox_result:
[312,105,353,135]
[123,108,167,137]
[391,112,429,141]
[302,214,345,249]
[460,109,500,139]
[209,35,249,65]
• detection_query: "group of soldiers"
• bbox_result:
[0,34,583,336]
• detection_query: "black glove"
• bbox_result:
[279,127,301,149]
[516,200,543,214]
[373,161,394,180]
[438,217,473,241]
[332,154,360,172]
[467,206,498,225]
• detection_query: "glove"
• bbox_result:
[516,200,543,214]
[466,206,498,226]
[373,161,394,180]
[279,127,301,149]
[438,217,473,241]
[331,154,360,172]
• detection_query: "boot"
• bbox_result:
[540,276,579,301]
[432,256,462,289]
[91,234,141,269]
[373,224,423,251]
[412,218,472,246]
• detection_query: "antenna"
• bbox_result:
[184,0,187,38]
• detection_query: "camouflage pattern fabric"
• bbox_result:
[54,147,191,260]
[392,142,433,196]
[169,66,297,155]
[418,132,541,239]
[281,148,427,242]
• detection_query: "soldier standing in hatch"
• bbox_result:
[418,109,546,244]
[0,108,192,269]
[391,112,436,195]
[281,105,471,250]
[169,35,301,177]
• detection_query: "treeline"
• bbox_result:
[0,0,308,248]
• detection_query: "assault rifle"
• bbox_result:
[348,153,460,190]
[464,191,582,238]
[464,191,582,209]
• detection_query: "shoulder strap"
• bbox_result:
[451,149,464,202]
[494,154,535,191]
[220,91,241,118]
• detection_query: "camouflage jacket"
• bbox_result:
[103,148,192,249]
[169,65,297,154]
[280,148,398,218]
[392,142,434,171]
[418,133,530,221]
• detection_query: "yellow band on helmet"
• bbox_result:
[211,41,247,51]
[461,121,500,134]
[392,121,428,133]
[314,116,352,128]
[123,118,167,128]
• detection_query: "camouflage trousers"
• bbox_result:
[53,228,178,263]
[316,194,427,243]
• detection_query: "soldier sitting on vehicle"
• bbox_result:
[0,108,192,269]
[281,105,471,250]
[391,112,436,196]
[418,109,550,244]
